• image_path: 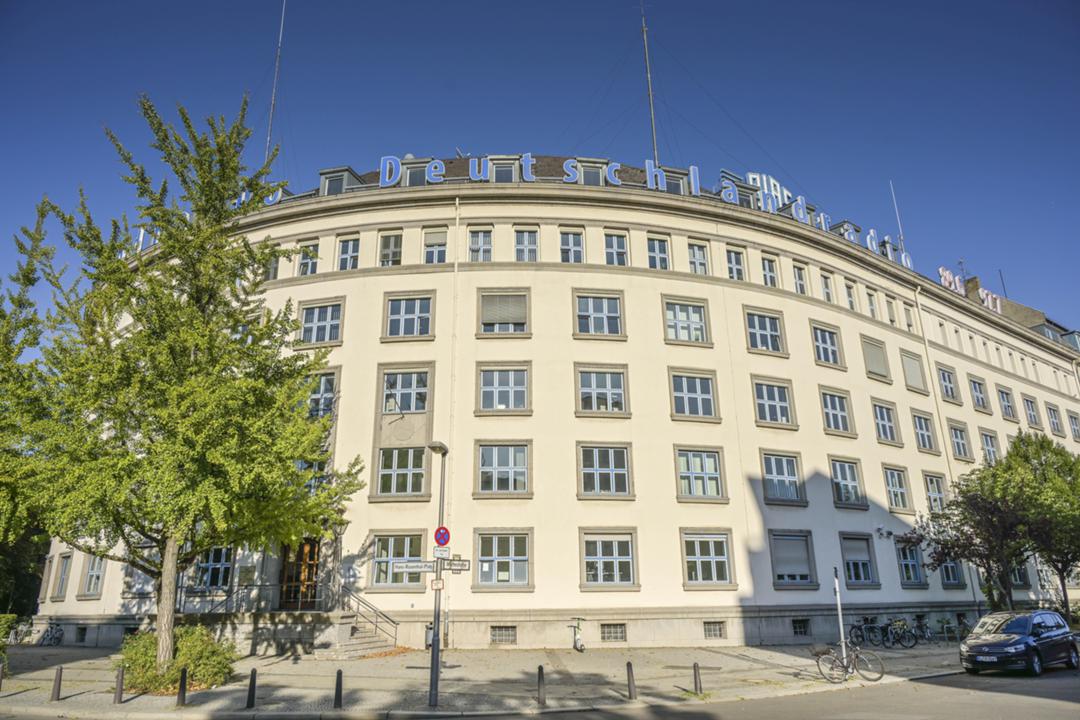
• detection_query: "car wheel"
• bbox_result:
[1029,652,1043,677]
[964,668,980,675]
[1066,645,1079,670]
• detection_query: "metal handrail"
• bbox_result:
[342,585,398,645]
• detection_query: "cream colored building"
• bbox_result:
[35,156,1080,653]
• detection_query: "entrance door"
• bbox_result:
[279,539,321,610]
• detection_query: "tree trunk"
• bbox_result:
[999,568,1014,611]
[1059,569,1072,625]
[156,536,180,670]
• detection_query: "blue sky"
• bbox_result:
[1,0,1077,325]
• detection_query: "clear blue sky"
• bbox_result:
[2,1,1077,326]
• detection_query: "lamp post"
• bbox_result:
[427,441,449,708]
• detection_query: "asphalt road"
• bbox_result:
[486,666,1080,720]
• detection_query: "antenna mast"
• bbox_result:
[640,1,660,167]
[264,0,287,165]
[889,180,906,255]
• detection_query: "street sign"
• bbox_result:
[445,559,470,572]
[430,578,444,591]
[434,526,450,546]
[433,546,450,559]
[394,561,435,573]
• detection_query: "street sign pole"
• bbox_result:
[428,442,449,708]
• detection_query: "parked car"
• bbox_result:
[959,610,1078,676]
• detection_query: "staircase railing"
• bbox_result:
[341,586,398,645]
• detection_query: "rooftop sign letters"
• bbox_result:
[938,266,1004,314]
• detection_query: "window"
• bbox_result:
[1022,396,1041,427]
[821,390,853,435]
[940,560,962,586]
[866,291,878,319]
[970,377,989,412]
[925,474,947,512]
[298,244,318,275]
[378,448,425,495]
[297,459,327,495]
[264,256,279,281]
[560,231,584,263]
[873,401,901,445]
[478,366,529,413]
[383,371,428,413]
[490,626,517,644]
[647,238,669,269]
[676,449,724,499]
[1046,404,1064,436]
[379,234,402,266]
[671,372,717,419]
[886,298,897,326]
[300,302,342,344]
[493,162,515,183]
[726,249,745,280]
[372,535,422,586]
[884,466,909,511]
[575,293,623,336]
[338,238,359,270]
[792,619,811,636]
[604,233,628,265]
[469,229,492,262]
[900,351,928,393]
[194,547,232,589]
[405,165,426,186]
[754,379,795,427]
[998,387,1017,420]
[424,229,447,264]
[477,445,529,494]
[601,623,628,642]
[746,310,785,354]
[39,557,52,602]
[860,336,890,381]
[904,304,915,332]
[1011,565,1030,587]
[812,324,842,367]
[1069,412,1080,441]
[762,452,802,503]
[309,372,336,418]
[583,533,635,586]
[683,532,732,585]
[793,265,808,295]
[479,291,528,335]
[896,544,925,587]
[703,621,726,639]
[761,256,779,287]
[579,446,631,496]
[938,366,959,403]
[840,534,878,587]
[912,411,937,452]
[821,273,834,303]
[664,299,709,344]
[831,458,864,507]
[82,556,105,597]
[582,165,604,186]
[845,282,858,311]
[514,229,538,262]
[949,422,973,460]
[578,367,627,415]
[52,554,72,599]
[324,174,345,195]
[385,296,432,338]
[769,531,816,587]
[477,533,529,586]
[688,243,709,274]
[981,431,999,464]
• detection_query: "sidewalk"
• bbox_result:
[0,642,961,719]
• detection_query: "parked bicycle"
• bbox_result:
[877,617,917,649]
[37,621,63,646]
[846,616,880,647]
[815,640,886,683]
[7,620,32,644]
[568,617,585,652]
[913,617,938,645]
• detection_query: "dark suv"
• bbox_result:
[960,610,1078,676]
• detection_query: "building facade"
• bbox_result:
[35,155,1080,652]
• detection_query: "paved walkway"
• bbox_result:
[0,642,961,718]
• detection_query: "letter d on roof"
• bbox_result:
[380,156,402,187]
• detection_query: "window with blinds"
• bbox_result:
[770,532,813,585]
[841,535,876,585]
[900,351,927,393]
[860,336,890,381]
[479,293,528,334]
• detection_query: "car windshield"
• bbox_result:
[972,615,1030,636]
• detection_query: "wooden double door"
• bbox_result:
[279,539,321,610]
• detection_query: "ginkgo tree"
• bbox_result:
[36,96,363,669]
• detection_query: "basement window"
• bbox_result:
[792,618,810,637]
[600,623,627,642]
[490,626,517,645]
[703,621,726,639]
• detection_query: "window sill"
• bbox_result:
[572,333,628,342]
[475,333,532,340]
[844,583,881,590]
[380,335,435,343]
[683,582,739,591]
[577,494,636,501]
[973,406,993,416]
[296,340,343,350]
[824,429,858,440]
[814,360,847,372]
[670,413,722,424]
[916,446,942,456]
[764,497,809,508]
[905,385,931,396]
[747,348,791,360]
[475,410,533,417]
[364,586,426,594]
[900,582,930,590]
[470,585,535,593]
[579,584,641,592]
[75,593,103,602]
[1002,415,1020,424]
[472,492,534,500]
[755,421,799,431]
[941,397,963,406]
[575,411,632,419]
[676,495,730,505]
[1050,430,1067,439]
[866,373,893,385]
[876,438,904,449]
[941,583,968,591]
[953,455,976,464]
[889,507,917,517]
[834,501,870,511]
[773,583,820,591]
[664,339,714,349]
[368,494,432,503]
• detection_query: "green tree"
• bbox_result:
[37,96,363,669]
[1007,432,1080,622]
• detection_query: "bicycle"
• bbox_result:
[847,616,880,647]
[7,620,32,645]
[815,641,885,683]
[568,617,585,652]
[878,617,917,649]
[37,621,63,646]
[913,618,937,644]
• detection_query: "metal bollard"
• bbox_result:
[537,665,546,706]
[50,667,62,702]
[333,668,343,709]
[114,666,124,704]
[693,662,702,695]
[626,661,637,700]
[176,667,187,707]
[246,668,257,709]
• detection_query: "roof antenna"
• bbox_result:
[264,0,287,165]
[455,147,470,158]
[640,0,660,167]
[889,180,906,256]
